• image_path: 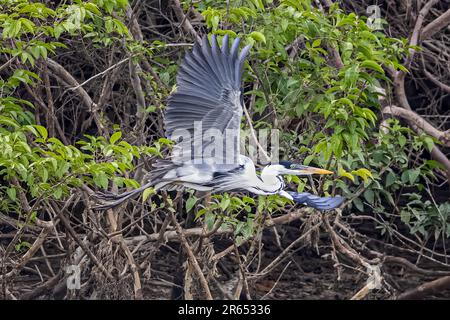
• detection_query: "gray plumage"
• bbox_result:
[94,34,344,211]
[165,34,250,165]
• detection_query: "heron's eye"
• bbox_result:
[290,164,295,169]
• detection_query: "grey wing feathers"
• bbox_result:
[287,192,345,211]
[165,35,251,149]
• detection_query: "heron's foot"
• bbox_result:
[287,191,345,211]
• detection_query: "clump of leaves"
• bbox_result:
[188,0,445,237]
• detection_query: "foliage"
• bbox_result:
[0,0,448,243]
[190,0,448,238]
[0,0,170,221]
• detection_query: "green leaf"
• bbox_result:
[110,131,122,145]
[194,208,206,220]
[142,187,155,202]
[220,198,231,211]
[281,19,289,31]
[361,60,384,74]
[352,168,373,184]
[401,169,421,185]
[7,188,16,201]
[423,136,434,152]
[303,154,315,166]
[15,241,31,252]
[29,211,37,223]
[54,24,64,38]
[312,38,321,47]
[34,125,48,139]
[53,187,63,199]
[20,18,35,33]
[205,212,216,230]
[11,20,22,38]
[248,31,266,43]
[242,196,255,205]
[398,135,407,148]
[408,169,420,185]
[353,197,364,212]
[94,173,109,189]
[211,15,220,30]
[186,196,198,212]
[338,168,354,182]
[400,210,411,224]
[363,189,375,205]
[85,2,101,14]
[40,168,48,183]
[385,171,396,187]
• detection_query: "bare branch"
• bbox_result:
[170,0,201,42]
[382,106,450,147]
[397,275,450,299]
[421,8,450,40]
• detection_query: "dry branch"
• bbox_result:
[106,209,143,300]
[169,211,213,300]
[397,275,450,299]
[382,106,450,147]
[422,66,450,93]
[46,58,107,136]
[393,0,439,111]
[19,274,61,300]
[125,208,309,245]
[58,210,114,280]
[421,8,450,40]
[170,0,201,42]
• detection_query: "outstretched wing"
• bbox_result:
[165,34,251,165]
[287,192,345,211]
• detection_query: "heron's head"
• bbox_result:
[266,160,333,176]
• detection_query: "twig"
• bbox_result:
[20,274,61,300]
[70,57,131,91]
[58,209,114,280]
[46,58,108,137]
[125,208,309,245]
[169,211,213,300]
[106,209,143,300]
[261,261,292,300]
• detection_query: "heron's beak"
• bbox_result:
[292,166,333,175]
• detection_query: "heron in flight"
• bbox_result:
[96,35,343,210]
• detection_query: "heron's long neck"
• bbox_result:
[240,158,283,194]
[253,166,283,194]
[260,167,280,186]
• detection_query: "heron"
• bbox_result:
[95,34,344,210]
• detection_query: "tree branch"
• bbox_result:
[46,58,108,136]
[397,275,450,299]
[421,8,450,40]
[382,106,450,146]
[170,0,201,42]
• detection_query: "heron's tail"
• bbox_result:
[93,181,155,210]
[93,160,179,210]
